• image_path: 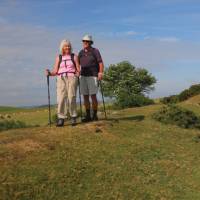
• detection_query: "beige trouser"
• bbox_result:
[57,76,78,119]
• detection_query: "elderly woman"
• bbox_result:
[46,40,80,126]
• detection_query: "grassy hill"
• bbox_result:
[179,94,200,115]
[1,102,200,199]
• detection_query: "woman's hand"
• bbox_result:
[45,69,50,76]
[76,71,80,77]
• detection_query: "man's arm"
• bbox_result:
[94,48,104,80]
[98,62,104,80]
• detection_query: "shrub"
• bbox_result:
[115,94,154,108]
[161,95,179,104]
[179,89,192,101]
[162,84,200,104]
[152,105,200,129]
[0,120,27,132]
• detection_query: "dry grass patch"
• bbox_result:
[5,139,45,153]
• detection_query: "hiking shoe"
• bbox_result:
[71,117,77,126]
[56,118,64,127]
[92,115,98,121]
[92,110,98,121]
[82,109,92,123]
[81,116,92,123]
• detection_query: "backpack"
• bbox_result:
[58,53,77,73]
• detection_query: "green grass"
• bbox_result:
[1,103,200,199]
[0,106,26,113]
[0,106,57,126]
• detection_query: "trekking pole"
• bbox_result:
[47,75,52,126]
[78,77,83,121]
[99,80,107,119]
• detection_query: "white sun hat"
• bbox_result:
[82,34,94,44]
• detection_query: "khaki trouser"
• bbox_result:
[57,76,78,119]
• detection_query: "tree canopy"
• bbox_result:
[102,61,156,108]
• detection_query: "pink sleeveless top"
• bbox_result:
[57,54,76,76]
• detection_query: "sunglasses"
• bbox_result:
[82,40,90,43]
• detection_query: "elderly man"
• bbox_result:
[79,35,104,122]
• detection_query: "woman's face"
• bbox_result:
[62,44,71,54]
[82,40,90,49]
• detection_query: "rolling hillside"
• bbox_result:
[180,94,200,115]
[1,101,200,199]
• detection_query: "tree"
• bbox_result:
[102,61,156,108]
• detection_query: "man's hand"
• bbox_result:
[98,72,103,80]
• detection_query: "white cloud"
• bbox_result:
[98,30,138,38]
[1,21,200,106]
[124,31,138,36]
[144,36,180,43]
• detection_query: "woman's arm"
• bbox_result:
[74,55,80,76]
[45,56,59,76]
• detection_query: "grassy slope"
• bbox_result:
[179,94,200,115]
[1,104,200,199]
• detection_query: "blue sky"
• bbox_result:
[0,0,200,106]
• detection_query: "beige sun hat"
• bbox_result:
[82,34,94,44]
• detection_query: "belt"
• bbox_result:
[58,72,75,77]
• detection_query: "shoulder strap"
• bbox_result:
[58,54,62,70]
[71,53,77,72]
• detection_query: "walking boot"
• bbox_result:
[71,117,77,126]
[56,118,64,127]
[92,110,98,121]
[82,109,92,123]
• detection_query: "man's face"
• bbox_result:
[82,40,90,49]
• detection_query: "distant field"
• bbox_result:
[0,106,26,113]
[0,106,56,126]
[1,100,200,199]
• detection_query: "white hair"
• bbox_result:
[59,39,72,55]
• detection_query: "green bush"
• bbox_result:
[115,93,154,108]
[152,105,200,129]
[179,89,191,101]
[161,95,179,104]
[0,120,27,132]
[162,84,200,104]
